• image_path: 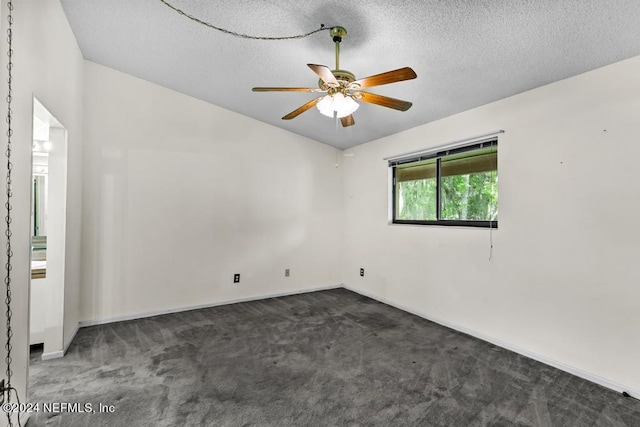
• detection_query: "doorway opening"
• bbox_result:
[29,98,68,360]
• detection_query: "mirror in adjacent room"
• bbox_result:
[31,119,49,279]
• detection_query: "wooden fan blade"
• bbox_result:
[359,92,413,111]
[282,97,321,120]
[353,67,417,89]
[307,64,338,85]
[340,115,355,127]
[253,87,320,92]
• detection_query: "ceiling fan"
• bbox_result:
[252,26,417,127]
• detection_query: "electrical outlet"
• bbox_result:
[285,269,290,277]
[233,273,240,283]
[360,268,364,277]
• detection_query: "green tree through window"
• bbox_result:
[441,172,498,221]
[393,141,498,227]
[398,179,437,220]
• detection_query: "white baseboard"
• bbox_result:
[79,284,343,328]
[41,350,64,361]
[342,284,640,400]
[39,323,80,361]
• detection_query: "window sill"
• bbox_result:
[390,220,498,229]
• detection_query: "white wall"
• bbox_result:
[43,127,68,354]
[29,278,46,345]
[81,61,342,322]
[341,55,640,396]
[2,1,637,415]
[0,0,84,423]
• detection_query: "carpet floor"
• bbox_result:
[26,288,640,426]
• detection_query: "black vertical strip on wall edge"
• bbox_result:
[435,157,442,221]
[391,167,397,223]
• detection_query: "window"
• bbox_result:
[391,140,498,227]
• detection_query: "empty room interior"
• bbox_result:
[1,0,640,425]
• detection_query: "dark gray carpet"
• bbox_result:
[27,289,640,426]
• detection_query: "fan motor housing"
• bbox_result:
[332,69,356,82]
[318,69,356,89]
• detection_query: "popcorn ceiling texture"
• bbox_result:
[60,0,640,148]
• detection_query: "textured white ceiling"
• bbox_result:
[60,0,640,149]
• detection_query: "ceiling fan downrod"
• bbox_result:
[330,26,347,70]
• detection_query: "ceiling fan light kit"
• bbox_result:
[317,92,359,118]
[252,26,417,128]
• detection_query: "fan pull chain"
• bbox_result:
[4,0,14,409]
[4,0,22,425]
[335,115,340,167]
[159,0,330,40]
